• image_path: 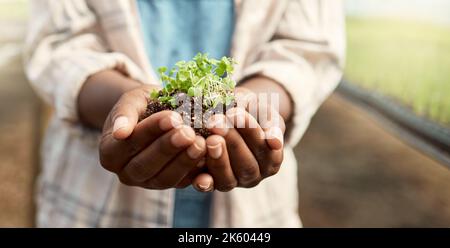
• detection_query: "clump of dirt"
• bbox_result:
[140,91,236,138]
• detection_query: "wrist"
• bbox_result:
[77,70,142,129]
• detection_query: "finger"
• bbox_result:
[175,159,207,188]
[205,135,237,192]
[99,111,182,172]
[121,125,196,182]
[235,90,286,150]
[192,173,215,192]
[108,89,151,140]
[146,136,206,189]
[226,108,283,178]
[265,126,284,150]
[208,116,261,188]
[226,107,266,151]
[258,105,286,150]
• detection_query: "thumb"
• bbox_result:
[111,92,148,140]
[260,105,285,150]
[113,115,135,140]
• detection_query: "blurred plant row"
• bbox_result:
[345,17,450,126]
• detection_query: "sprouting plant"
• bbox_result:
[150,53,237,108]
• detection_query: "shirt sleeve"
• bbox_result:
[23,0,148,123]
[240,0,346,147]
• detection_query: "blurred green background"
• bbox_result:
[346,17,450,125]
[345,0,450,126]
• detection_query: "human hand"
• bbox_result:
[192,86,285,192]
[99,85,208,189]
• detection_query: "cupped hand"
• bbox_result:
[99,85,208,189]
[192,87,285,192]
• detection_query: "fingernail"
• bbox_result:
[187,141,203,160]
[160,113,183,131]
[266,127,284,146]
[197,182,212,192]
[207,143,222,159]
[113,116,128,133]
[171,126,195,148]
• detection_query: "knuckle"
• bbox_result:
[112,97,135,117]
[98,150,112,169]
[217,181,238,192]
[110,103,124,118]
[270,164,281,176]
[117,174,134,187]
[237,163,259,181]
[271,152,284,169]
[254,148,269,165]
[99,156,113,172]
[264,163,282,178]
[109,105,119,117]
[99,147,119,172]
[240,177,262,188]
[98,138,110,156]
[261,152,283,178]
[226,141,239,153]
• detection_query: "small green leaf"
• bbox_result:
[150,90,160,100]
[159,96,170,102]
[164,84,173,93]
[216,63,226,77]
[168,97,178,107]
[150,53,237,109]
[188,87,202,97]
[178,71,189,81]
[161,74,170,82]
[188,87,195,97]
[158,66,167,74]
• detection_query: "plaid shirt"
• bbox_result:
[24,0,345,227]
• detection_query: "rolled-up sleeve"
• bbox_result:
[23,0,147,123]
[241,0,346,147]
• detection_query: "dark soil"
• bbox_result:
[140,91,235,138]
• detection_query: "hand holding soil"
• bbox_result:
[201,86,286,191]
[99,53,286,192]
[99,85,208,190]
